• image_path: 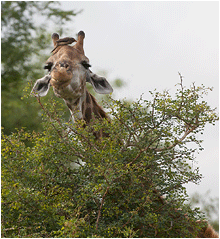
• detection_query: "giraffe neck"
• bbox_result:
[81,90,110,139]
[57,86,108,124]
[81,90,109,124]
[52,81,109,139]
[51,78,85,122]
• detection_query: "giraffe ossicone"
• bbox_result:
[32,30,113,128]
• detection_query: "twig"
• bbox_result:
[96,186,109,230]
[177,72,185,114]
[68,126,100,152]
[113,110,140,147]
[126,134,161,167]
[151,93,158,128]
[155,121,199,152]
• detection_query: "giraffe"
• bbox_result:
[32,31,113,137]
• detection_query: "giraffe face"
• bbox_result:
[31,31,113,98]
[45,35,90,91]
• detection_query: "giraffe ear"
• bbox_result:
[31,75,51,97]
[86,71,113,94]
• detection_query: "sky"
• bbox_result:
[58,1,219,199]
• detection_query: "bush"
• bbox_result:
[1,81,218,237]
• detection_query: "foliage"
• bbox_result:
[1,80,218,237]
[1,1,80,135]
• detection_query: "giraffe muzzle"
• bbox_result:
[50,61,73,87]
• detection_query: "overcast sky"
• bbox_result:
[58,1,219,199]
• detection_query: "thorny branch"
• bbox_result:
[68,126,100,153]
[96,186,109,230]
[177,72,185,115]
[155,119,199,152]
[113,112,140,147]
[126,134,161,167]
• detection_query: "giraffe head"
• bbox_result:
[32,30,113,98]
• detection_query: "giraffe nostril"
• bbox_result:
[59,62,69,68]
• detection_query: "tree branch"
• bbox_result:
[155,122,199,152]
[96,186,109,230]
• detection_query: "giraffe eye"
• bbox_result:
[44,62,53,71]
[81,61,91,69]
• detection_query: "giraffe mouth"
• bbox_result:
[50,73,72,87]
[50,67,72,88]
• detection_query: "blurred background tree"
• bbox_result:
[190,191,219,232]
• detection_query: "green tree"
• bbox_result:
[1,1,80,135]
[2,80,218,237]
